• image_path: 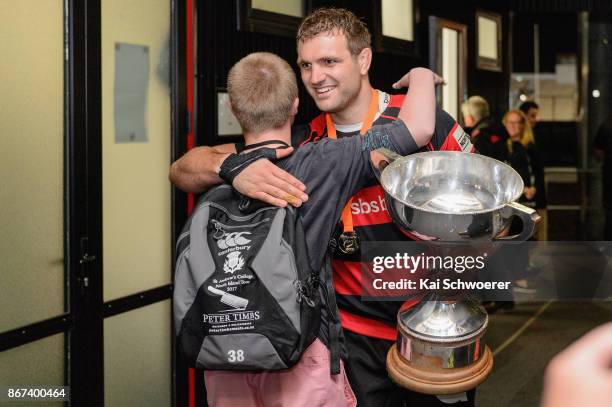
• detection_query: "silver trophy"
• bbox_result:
[374,150,540,395]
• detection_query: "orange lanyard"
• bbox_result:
[326,89,379,234]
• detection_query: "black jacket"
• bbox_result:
[525,142,547,208]
[467,117,509,162]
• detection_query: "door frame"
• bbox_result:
[429,16,468,119]
[0,1,184,405]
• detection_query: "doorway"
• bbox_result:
[429,16,468,121]
[0,1,182,405]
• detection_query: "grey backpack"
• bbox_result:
[173,185,320,370]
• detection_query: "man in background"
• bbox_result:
[519,101,540,132]
[462,95,508,162]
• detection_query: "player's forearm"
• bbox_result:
[399,68,436,147]
[169,146,231,193]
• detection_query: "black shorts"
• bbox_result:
[343,330,476,407]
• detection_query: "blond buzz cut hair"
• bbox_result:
[297,7,371,56]
[227,52,298,134]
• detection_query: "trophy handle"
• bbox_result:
[495,202,541,242]
[372,148,403,181]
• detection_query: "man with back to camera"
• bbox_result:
[170,8,476,406]
[198,50,438,407]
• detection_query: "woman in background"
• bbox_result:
[503,110,537,206]
[519,102,548,240]
[502,109,541,295]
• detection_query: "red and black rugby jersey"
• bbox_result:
[292,90,473,340]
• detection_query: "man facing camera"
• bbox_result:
[170,8,474,406]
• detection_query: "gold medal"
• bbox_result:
[338,231,360,254]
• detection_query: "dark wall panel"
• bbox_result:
[513,13,578,73]
[418,0,511,120]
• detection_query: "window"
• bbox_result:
[429,17,467,120]
[237,0,307,37]
[381,0,413,41]
[252,0,303,18]
[476,11,502,72]
[216,90,242,137]
[373,0,418,56]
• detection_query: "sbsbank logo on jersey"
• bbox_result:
[351,196,388,215]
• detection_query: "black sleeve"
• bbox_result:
[473,135,491,157]
[296,119,416,213]
[509,142,531,187]
[527,143,545,181]
[361,119,419,157]
[289,120,416,269]
[527,143,547,207]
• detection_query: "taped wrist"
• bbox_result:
[218,148,279,185]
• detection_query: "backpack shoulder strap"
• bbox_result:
[323,247,341,375]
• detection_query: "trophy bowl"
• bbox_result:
[374,150,540,395]
[379,150,538,242]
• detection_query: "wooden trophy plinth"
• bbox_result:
[387,343,494,395]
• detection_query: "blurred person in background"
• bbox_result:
[593,115,612,240]
[519,101,540,133]
[520,101,547,241]
[503,109,538,294]
[463,97,513,312]
[462,96,508,162]
[503,110,537,210]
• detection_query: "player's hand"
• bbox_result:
[431,72,445,85]
[232,147,308,207]
[392,68,445,89]
[542,323,612,407]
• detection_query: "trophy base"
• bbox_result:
[387,344,493,395]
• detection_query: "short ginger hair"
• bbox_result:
[297,7,371,56]
[227,52,298,134]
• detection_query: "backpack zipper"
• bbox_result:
[211,218,270,230]
[211,218,271,239]
[207,201,277,221]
